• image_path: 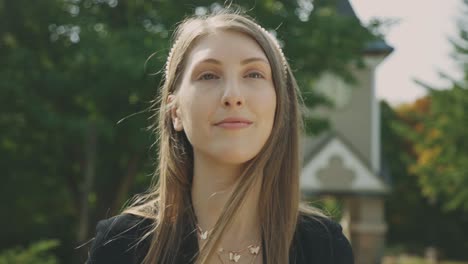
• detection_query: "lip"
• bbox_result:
[214,117,253,129]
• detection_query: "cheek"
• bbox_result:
[255,88,277,126]
[178,91,217,139]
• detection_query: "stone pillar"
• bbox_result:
[341,196,387,264]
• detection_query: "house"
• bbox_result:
[300,1,394,263]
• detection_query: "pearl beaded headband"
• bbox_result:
[254,23,288,78]
[164,24,288,81]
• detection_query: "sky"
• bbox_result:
[349,0,464,106]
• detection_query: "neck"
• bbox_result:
[190,153,262,247]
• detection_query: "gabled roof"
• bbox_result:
[335,0,394,56]
[336,0,358,17]
[303,131,372,171]
[364,39,394,56]
[301,131,390,196]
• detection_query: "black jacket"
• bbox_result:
[86,213,354,264]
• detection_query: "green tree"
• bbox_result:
[382,100,468,260]
[0,240,60,264]
[381,0,468,258]
[407,0,468,212]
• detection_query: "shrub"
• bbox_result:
[0,240,60,264]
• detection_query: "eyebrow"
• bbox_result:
[241,57,269,65]
[195,57,270,66]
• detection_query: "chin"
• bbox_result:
[213,148,260,165]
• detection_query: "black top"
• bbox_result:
[86,213,354,264]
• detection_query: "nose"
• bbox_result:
[221,78,245,108]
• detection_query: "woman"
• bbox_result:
[86,9,354,264]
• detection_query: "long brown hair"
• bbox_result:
[123,8,326,264]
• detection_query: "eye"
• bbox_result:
[245,71,264,79]
[198,72,219,81]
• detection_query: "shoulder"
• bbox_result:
[86,214,154,264]
[297,213,342,238]
[294,213,354,264]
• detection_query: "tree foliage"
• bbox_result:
[400,88,468,212]
[0,240,60,264]
[382,101,468,260]
[380,1,468,259]
[393,0,468,212]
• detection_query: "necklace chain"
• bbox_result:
[196,225,261,263]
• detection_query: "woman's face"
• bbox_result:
[169,30,277,165]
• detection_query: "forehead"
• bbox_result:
[185,30,269,66]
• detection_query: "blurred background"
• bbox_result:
[1,0,467,263]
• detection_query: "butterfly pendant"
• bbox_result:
[229,252,241,262]
[199,230,208,240]
[248,245,260,255]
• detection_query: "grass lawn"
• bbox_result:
[383,255,468,264]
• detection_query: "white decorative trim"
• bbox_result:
[370,65,381,172]
[300,137,388,193]
[363,56,384,173]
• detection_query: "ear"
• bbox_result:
[167,94,184,131]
